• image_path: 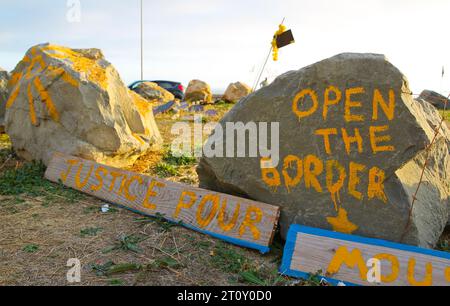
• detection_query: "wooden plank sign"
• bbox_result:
[45,152,280,253]
[280,225,450,286]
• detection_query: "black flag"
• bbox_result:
[276,30,295,49]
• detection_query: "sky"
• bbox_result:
[0,0,449,94]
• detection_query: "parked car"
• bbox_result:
[129,80,185,100]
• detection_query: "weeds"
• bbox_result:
[155,256,182,269]
[162,149,197,166]
[23,244,39,253]
[437,239,449,252]
[0,161,85,204]
[134,213,181,232]
[209,243,287,286]
[154,162,178,177]
[80,227,103,238]
[108,279,126,286]
[153,148,197,178]
[103,234,147,253]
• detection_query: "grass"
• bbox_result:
[163,149,197,166]
[80,227,103,238]
[153,148,197,178]
[103,234,147,254]
[442,110,450,122]
[134,213,181,232]
[210,242,288,286]
[154,162,179,177]
[0,161,85,203]
[22,244,39,253]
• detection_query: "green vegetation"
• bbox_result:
[108,279,126,286]
[442,110,450,122]
[155,256,182,269]
[163,149,197,166]
[210,243,287,286]
[437,239,449,253]
[153,148,197,178]
[0,161,85,204]
[23,244,39,253]
[103,234,147,254]
[80,227,103,238]
[134,213,181,232]
[154,162,179,177]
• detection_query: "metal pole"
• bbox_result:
[252,17,286,92]
[252,47,273,92]
[140,0,144,81]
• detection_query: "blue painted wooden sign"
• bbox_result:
[153,100,176,115]
[280,225,450,286]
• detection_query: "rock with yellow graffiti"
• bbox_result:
[5,43,163,167]
[223,82,252,103]
[197,53,450,248]
[132,81,175,104]
[0,67,10,133]
[185,79,213,104]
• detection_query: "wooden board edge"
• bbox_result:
[44,152,280,254]
[279,225,450,286]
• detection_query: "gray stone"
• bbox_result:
[5,43,162,167]
[132,81,175,104]
[419,90,449,110]
[0,67,9,132]
[197,53,450,248]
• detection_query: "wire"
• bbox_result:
[400,92,449,243]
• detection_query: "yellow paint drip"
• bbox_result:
[33,77,60,122]
[326,207,358,234]
[27,83,38,126]
[6,85,20,109]
[132,133,145,145]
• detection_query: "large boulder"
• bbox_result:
[185,80,212,103]
[0,67,9,133]
[132,81,174,104]
[223,81,252,103]
[419,90,449,110]
[197,53,450,248]
[5,43,163,167]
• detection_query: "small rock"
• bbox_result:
[132,81,175,104]
[419,90,449,110]
[223,81,252,103]
[185,80,213,104]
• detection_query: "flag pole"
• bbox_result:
[252,17,286,92]
[140,0,144,81]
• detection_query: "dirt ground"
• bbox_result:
[0,102,293,286]
[0,104,449,286]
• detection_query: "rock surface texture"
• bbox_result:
[223,82,252,103]
[197,53,450,248]
[185,80,212,103]
[419,90,449,110]
[5,43,162,167]
[132,81,175,104]
[0,67,9,132]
